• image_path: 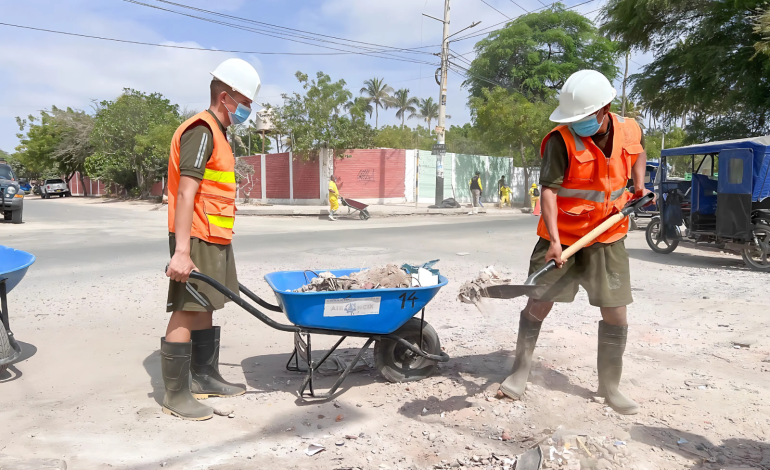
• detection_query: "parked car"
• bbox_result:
[40,178,71,199]
[0,162,23,224]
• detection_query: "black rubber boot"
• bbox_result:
[190,327,246,399]
[160,338,213,420]
[499,313,543,399]
[597,321,639,415]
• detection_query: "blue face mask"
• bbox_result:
[224,93,252,125]
[570,113,603,137]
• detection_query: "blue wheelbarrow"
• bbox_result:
[0,246,35,373]
[186,268,449,399]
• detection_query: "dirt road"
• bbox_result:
[1,197,768,470]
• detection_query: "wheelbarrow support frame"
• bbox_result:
[0,278,23,366]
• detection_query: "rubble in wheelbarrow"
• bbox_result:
[293,264,411,292]
[457,265,511,307]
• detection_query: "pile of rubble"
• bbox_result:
[293,264,411,292]
[457,266,512,307]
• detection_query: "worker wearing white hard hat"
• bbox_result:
[161,58,261,421]
[498,70,655,417]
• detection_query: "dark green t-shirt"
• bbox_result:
[178,110,227,180]
[539,118,645,189]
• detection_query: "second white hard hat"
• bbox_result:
[549,70,616,123]
[211,58,261,101]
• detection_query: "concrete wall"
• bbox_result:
[413,151,539,205]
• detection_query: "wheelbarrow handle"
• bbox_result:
[526,192,654,285]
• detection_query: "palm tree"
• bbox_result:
[410,97,446,132]
[344,97,373,123]
[386,88,420,129]
[360,77,394,128]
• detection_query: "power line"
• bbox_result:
[507,0,531,13]
[477,0,513,19]
[152,0,438,56]
[452,0,596,43]
[0,22,381,56]
[122,0,439,66]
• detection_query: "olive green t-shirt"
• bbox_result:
[178,110,227,180]
[539,118,645,189]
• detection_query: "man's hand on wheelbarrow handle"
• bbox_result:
[165,252,198,283]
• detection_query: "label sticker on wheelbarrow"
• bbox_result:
[323,297,381,317]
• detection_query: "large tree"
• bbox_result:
[464,4,619,102]
[360,77,393,129]
[601,0,770,141]
[411,97,441,131]
[273,71,374,157]
[89,89,181,197]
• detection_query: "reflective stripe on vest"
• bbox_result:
[207,214,235,229]
[557,186,626,202]
[203,168,236,184]
[567,126,586,152]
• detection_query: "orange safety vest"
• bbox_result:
[536,113,643,247]
[168,111,236,245]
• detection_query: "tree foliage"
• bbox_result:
[89,89,181,197]
[273,71,375,157]
[465,4,620,101]
[373,125,434,150]
[471,87,555,201]
[411,97,441,131]
[600,0,770,141]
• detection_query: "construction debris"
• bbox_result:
[457,266,512,308]
[293,264,426,292]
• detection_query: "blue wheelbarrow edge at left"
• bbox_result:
[0,245,36,366]
[184,268,450,399]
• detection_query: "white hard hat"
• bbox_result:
[549,70,617,123]
[211,58,261,101]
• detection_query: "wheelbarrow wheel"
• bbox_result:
[375,318,441,383]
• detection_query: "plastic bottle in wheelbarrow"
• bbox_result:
[264,268,448,334]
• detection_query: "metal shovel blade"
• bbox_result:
[516,446,544,469]
[481,284,542,299]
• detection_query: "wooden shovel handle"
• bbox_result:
[560,211,627,262]
[559,192,654,263]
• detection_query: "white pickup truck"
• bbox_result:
[41,178,71,199]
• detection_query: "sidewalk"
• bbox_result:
[236,202,529,217]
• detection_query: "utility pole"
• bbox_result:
[433,0,451,206]
[621,51,629,117]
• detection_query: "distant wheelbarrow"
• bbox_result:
[340,196,371,220]
[0,245,35,372]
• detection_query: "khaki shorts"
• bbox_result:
[167,234,239,312]
[528,237,633,308]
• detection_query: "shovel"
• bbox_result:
[482,192,654,300]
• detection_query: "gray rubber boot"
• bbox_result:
[190,327,246,399]
[160,338,213,420]
[597,321,639,415]
[499,313,543,399]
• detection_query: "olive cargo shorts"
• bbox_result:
[167,234,239,312]
[528,237,633,308]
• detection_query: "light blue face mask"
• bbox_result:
[224,93,252,125]
[570,113,603,137]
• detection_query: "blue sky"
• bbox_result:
[0,0,649,153]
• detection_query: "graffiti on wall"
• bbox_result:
[357,169,375,183]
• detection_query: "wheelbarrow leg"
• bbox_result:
[299,338,374,399]
[0,279,22,366]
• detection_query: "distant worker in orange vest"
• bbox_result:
[163,58,261,421]
[499,70,653,415]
